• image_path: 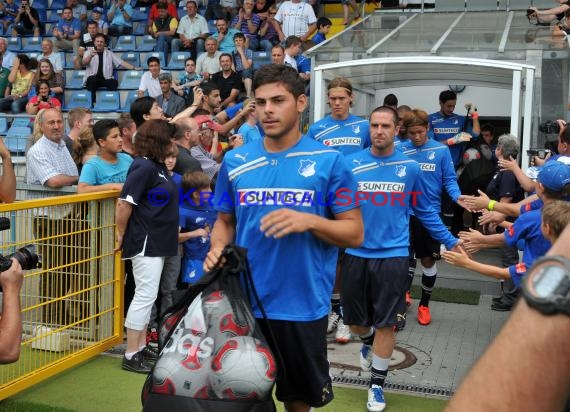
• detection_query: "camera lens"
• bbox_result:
[9,245,40,271]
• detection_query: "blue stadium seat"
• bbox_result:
[131,7,149,21]
[252,51,271,71]
[64,52,75,69]
[33,0,49,9]
[92,91,120,112]
[208,20,216,34]
[36,8,48,22]
[166,51,191,70]
[49,0,66,9]
[45,10,60,23]
[64,92,92,110]
[138,35,157,52]
[27,52,41,61]
[22,37,43,52]
[141,51,166,68]
[114,35,137,51]
[7,37,21,51]
[66,70,86,89]
[0,117,8,135]
[4,127,31,154]
[11,118,31,128]
[121,52,141,68]
[119,70,143,89]
[119,90,139,112]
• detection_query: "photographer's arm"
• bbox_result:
[0,139,16,203]
[0,259,24,364]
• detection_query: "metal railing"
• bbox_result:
[0,191,123,400]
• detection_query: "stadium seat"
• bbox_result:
[33,0,49,9]
[11,118,31,128]
[114,35,137,51]
[208,20,216,34]
[64,52,75,69]
[22,37,43,52]
[252,51,271,71]
[138,35,157,52]
[64,92,92,110]
[45,10,60,23]
[166,51,191,69]
[121,52,141,68]
[7,37,21,51]
[131,7,149,21]
[4,127,31,154]
[36,8,48,22]
[119,70,143,89]
[119,90,139,112]
[49,0,66,9]
[132,22,146,35]
[141,51,166,68]
[0,117,7,135]
[92,91,121,112]
[27,52,41,61]
[66,70,86,89]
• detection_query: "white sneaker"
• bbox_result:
[335,319,351,343]
[367,384,386,411]
[360,343,373,371]
[327,311,340,334]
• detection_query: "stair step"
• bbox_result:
[323,2,379,15]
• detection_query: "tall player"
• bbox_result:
[306,77,370,343]
[205,65,364,412]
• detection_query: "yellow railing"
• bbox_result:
[0,191,123,400]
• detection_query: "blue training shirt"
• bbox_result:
[306,114,371,156]
[79,153,133,185]
[504,208,551,286]
[428,111,478,168]
[398,139,461,213]
[344,148,457,259]
[213,137,359,321]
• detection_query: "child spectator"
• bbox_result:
[312,16,331,44]
[77,119,133,193]
[174,57,204,106]
[178,171,217,284]
[0,0,18,33]
[25,80,62,116]
[232,32,253,97]
[90,7,109,35]
[231,0,261,50]
[443,200,570,284]
[237,98,262,144]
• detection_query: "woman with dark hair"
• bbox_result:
[33,58,65,102]
[25,80,62,116]
[115,119,179,374]
[0,54,34,113]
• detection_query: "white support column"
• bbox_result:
[521,68,535,172]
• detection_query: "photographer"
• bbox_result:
[25,80,62,116]
[0,258,24,364]
[11,0,40,37]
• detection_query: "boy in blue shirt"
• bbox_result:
[178,171,217,284]
[312,17,332,45]
[205,65,363,412]
[78,119,133,193]
[342,106,461,412]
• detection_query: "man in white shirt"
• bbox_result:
[138,56,165,98]
[274,0,316,41]
[172,0,210,59]
[39,39,63,73]
[196,36,222,80]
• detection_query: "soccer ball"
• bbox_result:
[463,147,481,165]
[210,336,277,400]
[152,346,212,398]
[202,290,254,346]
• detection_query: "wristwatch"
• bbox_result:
[522,255,570,315]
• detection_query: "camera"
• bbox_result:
[526,148,551,159]
[539,120,561,135]
[0,217,40,273]
[526,8,535,17]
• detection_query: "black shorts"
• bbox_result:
[341,254,408,328]
[257,316,333,407]
[410,215,441,260]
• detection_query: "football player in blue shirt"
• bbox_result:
[306,76,371,342]
[205,65,364,412]
[399,109,465,326]
[306,77,371,156]
[342,106,461,412]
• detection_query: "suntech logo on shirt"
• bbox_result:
[419,163,436,172]
[357,181,406,192]
[323,137,362,146]
[238,188,316,207]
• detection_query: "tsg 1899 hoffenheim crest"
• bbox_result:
[352,125,360,134]
[428,151,435,160]
[395,165,406,178]
[299,160,316,177]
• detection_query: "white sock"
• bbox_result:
[125,351,137,360]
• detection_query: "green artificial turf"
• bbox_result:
[3,356,447,412]
[410,285,480,305]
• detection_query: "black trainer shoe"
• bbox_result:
[491,300,513,312]
[122,352,152,374]
[491,295,504,304]
[141,345,158,362]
